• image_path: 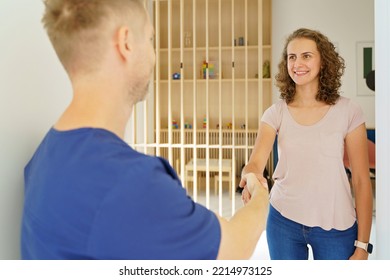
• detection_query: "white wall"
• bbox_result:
[375,0,390,260]
[0,1,71,259]
[272,0,375,128]
[0,0,152,260]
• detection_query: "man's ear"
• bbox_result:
[117,26,132,61]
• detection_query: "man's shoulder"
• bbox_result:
[44,127,149,160]
[25,127,163,180]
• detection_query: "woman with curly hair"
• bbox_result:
[240,28,373,260]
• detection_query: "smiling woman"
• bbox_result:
[240,27,373,260]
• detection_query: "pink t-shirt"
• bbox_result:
[261,96,365,230]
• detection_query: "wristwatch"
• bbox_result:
[354,240,373,254]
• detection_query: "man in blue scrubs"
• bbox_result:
[21,0,269,260]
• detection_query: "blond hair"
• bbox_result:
[42,0,146,75]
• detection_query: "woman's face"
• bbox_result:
[286,38,321,88]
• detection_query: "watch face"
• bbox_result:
[367,243,373,254]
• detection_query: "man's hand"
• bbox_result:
[240,173,268,204]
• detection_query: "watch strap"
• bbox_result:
[354,240,373,254]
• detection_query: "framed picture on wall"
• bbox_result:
[356,41,375,96]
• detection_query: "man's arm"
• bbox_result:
[216,173,269,260]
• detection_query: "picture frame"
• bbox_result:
[356,41,375,96]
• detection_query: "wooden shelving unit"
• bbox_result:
[153,0,272,131]
[151,0,273,209]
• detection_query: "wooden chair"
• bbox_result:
[214,174,233,199]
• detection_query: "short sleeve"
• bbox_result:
[260,100,284,132]
[347,99,366,133]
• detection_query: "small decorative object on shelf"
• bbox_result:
[238,37,244,46]
[226,122,233,129]
[202,60,218,79]
[203,117,207,129]
[184,122,192,129]
[208,61,218,79]
[202,61,207,79]
[240,124,246,129]
[262,60,270,78]
[172,72,180,80]
[172,120,179,129]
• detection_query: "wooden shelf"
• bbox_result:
[155,78,271,83]
[159,128,258,132]
[158,45,272,52]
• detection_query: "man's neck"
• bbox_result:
[54,82,133,139]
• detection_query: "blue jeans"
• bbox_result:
[266,205,357,260]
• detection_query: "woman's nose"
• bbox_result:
[293,57,303,66]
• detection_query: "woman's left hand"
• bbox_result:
[349,248,369,260]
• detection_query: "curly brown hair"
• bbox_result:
[275,28,345,105]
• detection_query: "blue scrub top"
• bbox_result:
[21,128,221,259]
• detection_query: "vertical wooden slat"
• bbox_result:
[205,0,210,209]
[141,1,153,155]
[258,0,263,123]
[269,0,274,176]
[154,0,161,157]
[258,0,264,143]
[244,0,249,165]
[218,0,223,216]
[231,0,236,215]
[192,0,198,202]
[180,0,185,184]
[167,0,173,165]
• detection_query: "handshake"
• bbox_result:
[239,172,269,204]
